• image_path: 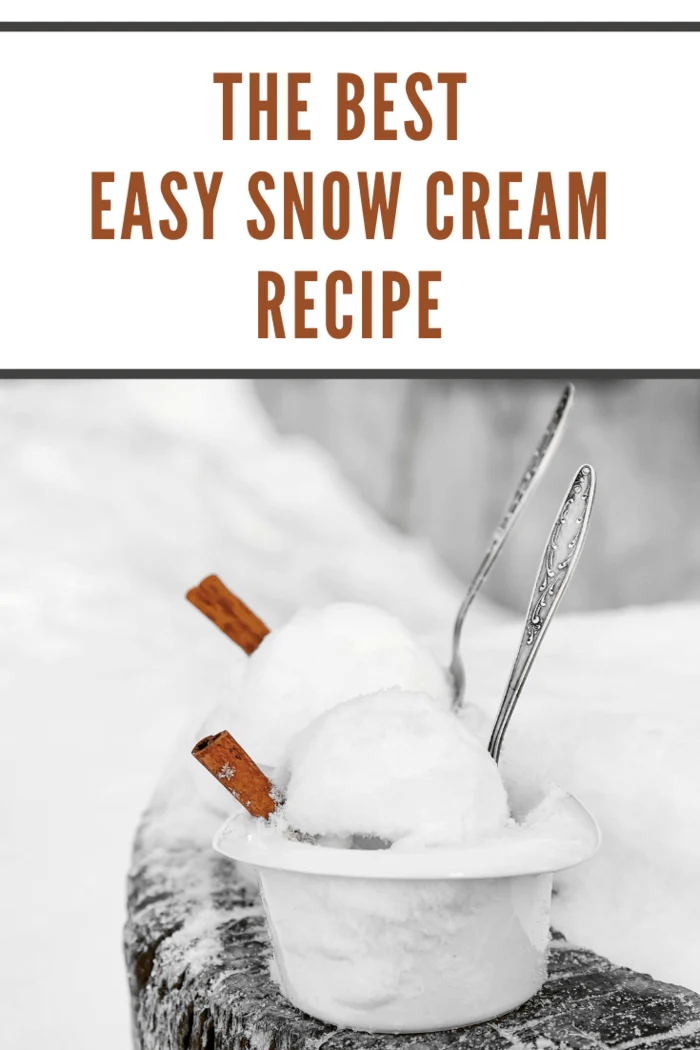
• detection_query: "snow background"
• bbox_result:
[1,378,699,1048]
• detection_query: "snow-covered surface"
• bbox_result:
[0,378,501,1049]
[472,603,700,994]
[278,689,508,847]
[2,379,699,1048]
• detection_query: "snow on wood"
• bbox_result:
[125,766,700,1050]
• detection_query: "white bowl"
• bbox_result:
[213,784,600,1032]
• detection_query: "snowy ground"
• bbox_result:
[1,378,699,1049]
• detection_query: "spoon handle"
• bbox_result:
[450,382,575,707]
[488,464,596,764]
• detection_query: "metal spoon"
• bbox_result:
[487,463,596,764]
[450,383,575,709]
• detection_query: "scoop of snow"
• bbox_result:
[277,689,509,848]
[232,603,452,766]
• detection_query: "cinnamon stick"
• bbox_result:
[186,575,270,655]
[192,730,278,819]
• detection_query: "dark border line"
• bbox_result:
[1,370,698,380]
[0,22,699,32]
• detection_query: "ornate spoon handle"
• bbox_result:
[488,464,596,764]
[450,382,575,709]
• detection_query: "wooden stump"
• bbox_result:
[125,781,700,1050]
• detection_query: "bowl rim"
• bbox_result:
[212,786,601,880]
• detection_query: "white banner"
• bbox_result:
[0,21,697,369]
